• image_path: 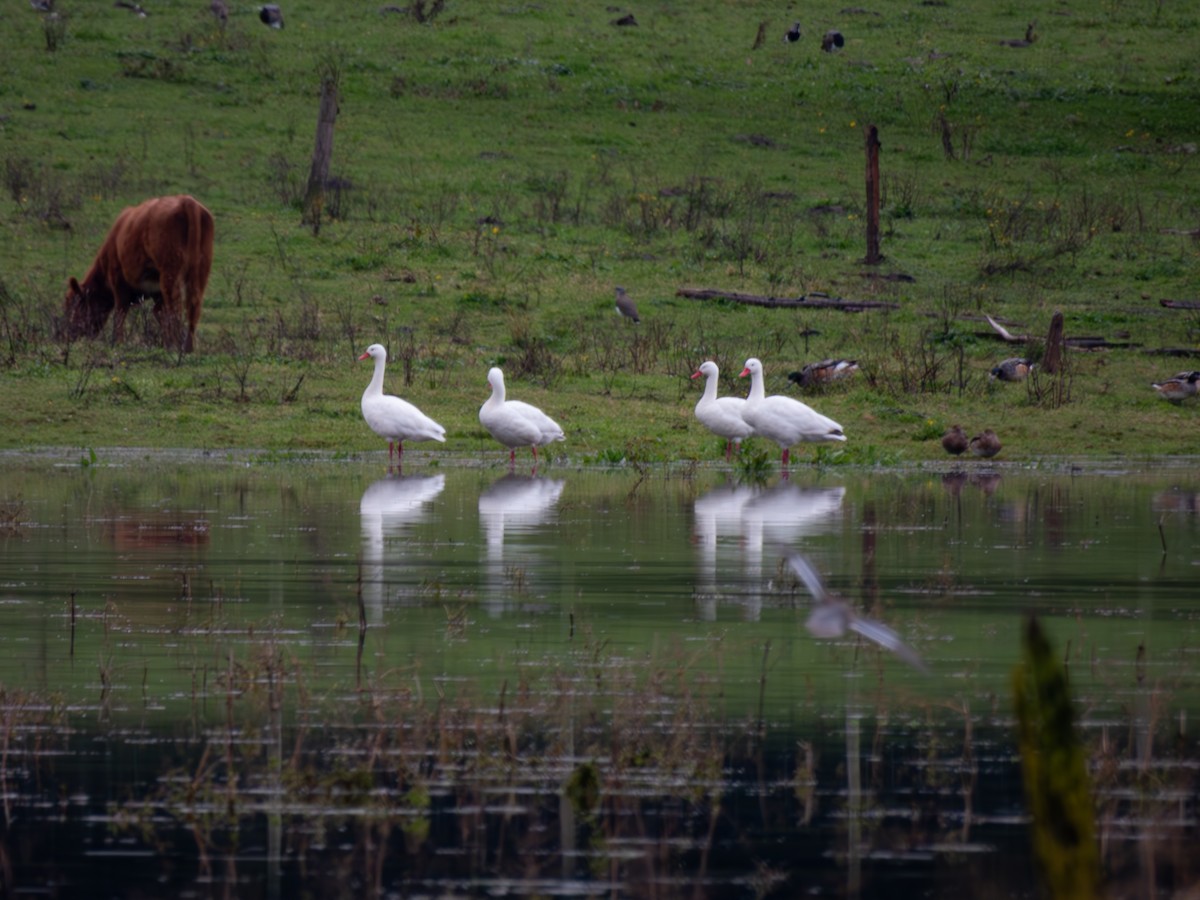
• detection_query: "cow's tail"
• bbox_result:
[183,196,215,352]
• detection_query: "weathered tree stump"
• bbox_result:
[302,68,340,233]
[1042,311,1065,374]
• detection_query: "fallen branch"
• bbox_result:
[985,313,1028,342]
[675,288,898,312]
[1145,347,1200,359]
[977,313,1136,349]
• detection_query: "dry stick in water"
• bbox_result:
[1158,516,1167,555]
[356,556,366,631]
[755,640,771,740]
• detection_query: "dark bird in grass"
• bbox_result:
[783,553,929,673]
[29,0,54,11]
[210,0,228,25]
[941,424,969,456]
[787,359,859,389]
[114,0,148,16]
[614,286,640,324]
[1000,21,1037,47]
[611,12,637,26]
[969,429,1002,459]
[1151,370,1200,403]
[784,21,801,43]
[259,4,284,28]
[821,29,844,52]
[990,357,1033,382]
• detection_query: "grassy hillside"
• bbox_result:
[1,0,1198,464]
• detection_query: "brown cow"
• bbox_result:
[63,194,214,353]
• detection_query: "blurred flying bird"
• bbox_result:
[821,29,844,52]
[114,0,148,16]
[783,553,929,673]
[259,3,283,27]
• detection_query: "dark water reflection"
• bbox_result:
[0,451,1198,897]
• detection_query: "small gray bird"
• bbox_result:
[259,3,284,27]
[784,553,929,673]
[969,429,1002,458]
[990,357,1033,382]
[614,286,640,324]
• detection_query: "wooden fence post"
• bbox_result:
[302,71,340,233]
[864,125,882,264]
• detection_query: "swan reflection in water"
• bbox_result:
[478,474,566,615]
[693,480,845,621]
[359,474,446,623]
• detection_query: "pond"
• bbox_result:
[0,450,1197,898]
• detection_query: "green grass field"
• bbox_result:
[1,1,1198,464]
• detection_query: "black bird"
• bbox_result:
[784,21,801,44]
[614,286,640,324]
[1000,21,1037,48]
[114,0,148,16]
[259,4,284,28]
[783,553,929,673]
[821,29,844,52]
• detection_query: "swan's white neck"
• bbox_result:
[365,354,387,396]
[701,371,719,403]
[485,374,506,407]
[746,367,765,402]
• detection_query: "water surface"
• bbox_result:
[0,451,1197,897]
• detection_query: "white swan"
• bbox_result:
[739,357,845,465]
[691,361,754,461]
[358,344,446,463]
[479,367,565,465]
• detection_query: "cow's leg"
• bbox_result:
[110,294,129,346]
[182,281,201,353]
[156,277,184,352]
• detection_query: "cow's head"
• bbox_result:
[60,276,113,339]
